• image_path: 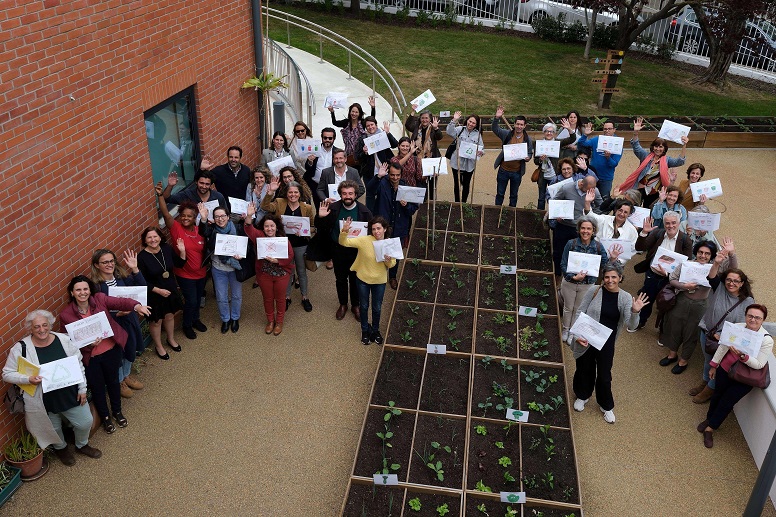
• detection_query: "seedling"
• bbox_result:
[447,308,463,319]
[492,381,510,398]
[480,356,493,369]
[545,443,556,461]
[408,497,422,511]
[495,441,504,449]
[549,374,558,384]
[528,401,552,415]
[475,425,487,436]
[494,336,511,354]
[551,395,564,409]
[427,459,445,481]
[478,397,493,416]
[420,289,430,299]
[498,456,512,467]
[542,471,555,489]
[476,503,489,515]
[455,279,465,289]
[504,471,516,482]
[503,421,518,437]
[447,321,457,331]
[400,331,412,343]
[499,359,513,373]
[539,300,549,313]
[562,486,576,502]
[447,253,458,262]
[406,318,418,328]
[411,258,420,266]
[505,506,518,517]
[522,369,540,384]
[529,436,542,450]
[384,401,402,422]
[436,503,449,516]
[448,337,461,351]
[423,270,437,284]
[408,303,420,315]
[523,474,539,489]
[483,297,494,306]
[475,479,492,492]
[406,279,418,289]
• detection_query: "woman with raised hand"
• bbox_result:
[678,163,708,212]
[535,120,577,210]
[557,110,582,160]
[405,109,443,199]
[262,178,316,313]
[199,205,244,334]
[137,227,185,359]
[699,303,772,448]
[391,137,424,188]
[155,183,208,340]
[90,249,147,398]
[261,131,291,167]
[244,209,295,336]
[329,96,376,167]
[650,185,687,229]
[568,262,649,424]
[338,216,396,346]
[60,276,151,434]
[246,167,270,224]
[289,121,314,170]
[446,111,485,203]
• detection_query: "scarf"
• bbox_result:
[214,220,242,270]
[618,154,669,193]
[414,124,434,158]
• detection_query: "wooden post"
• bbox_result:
[431,168,437,250]
[592,50,624,109]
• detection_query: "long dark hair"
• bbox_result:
[723,268,753,300]
[67,275,96,301]
[258,214,286,237]
[140,226,166,248]
[464,114,481,133]
[270,131,289,152]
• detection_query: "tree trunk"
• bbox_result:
[350,0,360,16]
[694,51,735,87]
[584,10,598,59]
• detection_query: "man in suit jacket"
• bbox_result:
[632,211,693,330]
[317,148,365,202]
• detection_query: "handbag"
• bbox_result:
[704,297,747,355]
[530,167,541,183]
[729,360,771,389]
[3,341,26,414]
[656,285,678,313]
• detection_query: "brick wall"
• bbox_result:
[0,0,261,445]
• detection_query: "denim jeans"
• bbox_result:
[212,267,243,322]
[49,403,94,449]
[700,330,716,389]
[118,358,132,383]
[495,167,523,207]
[176,275,206,328]
[357,278,387,334]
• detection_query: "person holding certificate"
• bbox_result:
[246,167,270,224]
[446,112,485,203]
[492,106,534,207]
[275,166,315,205]
[534,121,577,210]
[3,310,103,465]
[699,304,772,448]
[261,180,316,313]
[546,158,595,205]
[244,212,295,336]
[556,110,582,160]
[559,215,617,341]
[355,117,398,197]
[575,120,621,197]
[90,249,147,398]
[678,163,708,211]
[289,121,314,170]
[582,195,638,265]
[568,263,649,424]
[650,185,687,229]
[338,216,397,346]
[659,241,719,374]
[60,276,151,434]
[330,97,375,168]
[199,205,245,334]
[391,137,424,188]
[618,117,687,208]
[261,131,291,167]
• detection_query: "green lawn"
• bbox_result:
[266,4,776,117]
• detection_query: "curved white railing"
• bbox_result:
[264,37,316,127]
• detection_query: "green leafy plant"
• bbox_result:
[495,441,504,449]
[499,359,513,373]
[420,289,430,299]
[406,318,418,328]
[498,456,512,467]
[542,471,555,490]
[478,397,493,416]
[408,497,422,511]
[475,425,487,436]
[475,479,492,492]
[2,430,41,462]
[241,71,289,91]
[476,502,489,515]
[436,503,450,516]
[406,279,418,289]
[400,331,412,343]
[408,303,420,315]
[447,308,463,319]
[480,356,493,369]
[447,321,457,332]
[522,368,540,384]
[448,337,461,351]
[384,401,402,422]
[523,474,539,489]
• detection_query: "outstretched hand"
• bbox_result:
[631,292,649,313]
[582,122,593,136]
[495,105,505,119]
[318,199,331,218]
[633,117,644,132]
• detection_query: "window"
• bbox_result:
[144,87,200,188]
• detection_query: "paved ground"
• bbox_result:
[4,46,775,516]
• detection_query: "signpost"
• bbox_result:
[592,50,624,109]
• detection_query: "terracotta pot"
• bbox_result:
[7,450,43,478]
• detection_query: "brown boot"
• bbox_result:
[688,380,707,397]
[124,375,144,390]
[265,321,275,334]
[120,381,134,398]
[273,322,283,336]
[692,385,714,404]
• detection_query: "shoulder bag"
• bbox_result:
[3,341,27,414]
[704,298,747,355]
[729,359,771,389]
[656,285,678,314]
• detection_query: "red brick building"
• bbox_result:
[0,0,262,444]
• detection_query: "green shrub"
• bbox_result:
[531,14,567,42]
[592,23,618,49]
[563,20,587,43]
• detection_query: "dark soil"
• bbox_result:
[517,237,554,273]
[408,415,466,490]
[370,349,425,410]
[483,206,517,236]
[397,263,440,303]
[471,358,521,420]
[475,310,519,359]
[524,505,583,517]
[517,272,558,315]
[466,419,522,493]
[406,230,446,262]
[353,408,415,482]
[521,426,580,505]
[386,301,433,348]
[465,495,536,516]
[342,483,405,517]
[446,202,482,234]
[481,235,517,267]
[420,355,471,416]
[404,490,462,517]
[478,269,517,312]
[436,265,477,307]
[517,315,563,364]
[519,366,570,428]
[516,210,549,239]
[443,232,479,265]
[429,305,474,353]
[414,202,451,230]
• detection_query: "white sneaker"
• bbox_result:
[600,406,616,423]
[657,339,665,347]
[562,330,569,342]
[573,398,589,412]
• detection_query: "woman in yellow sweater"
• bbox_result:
[339,216,396,345]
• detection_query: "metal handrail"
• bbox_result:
[262,6,407,122]
[264,37,315,128]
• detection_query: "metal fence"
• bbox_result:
[264,37,316,128]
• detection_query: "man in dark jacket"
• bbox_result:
[492,105,534,207]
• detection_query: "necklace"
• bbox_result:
[77,304,90,315]
[149,247,170,279]
[182,225,204,245]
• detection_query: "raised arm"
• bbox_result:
[154,181,175,228]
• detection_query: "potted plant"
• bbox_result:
[2,431,44,479]
[0,462,22,508]
[240,72,289,148]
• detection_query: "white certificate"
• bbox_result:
[373,237,404,260]
[546,177,573,200]
[267,155,295,177]
[39,355,85,393]
[687,211,721,232]
[364,132,391,155]
[64,312,114,348]
[548,199,575,220]
[164,140,182,163]
[256,237,289,259]
[658,119,691,145]
[569,312,613,351]
[395,185,426,204]
[281,215,312,237]
[690,178,723,202]
[199,200,220,223]
[228,197,249,215]
[215,234,249,258]
[108,286,148,307]
[599,238,636,262]
[650,248,688,275]
[719,321,764,358]
[566,251,602,276]
[339,220,367,238]
[410,89,436,111]
[502,143,528,161]
[327,184,341,201]
[596,135,624,155]
[323,92,348,109]
[536,140,561,158]
[458,140,483,161]
[296,138,322,158]
[627,206,651,228]
[678,262,713,288]
[421,157,448,177]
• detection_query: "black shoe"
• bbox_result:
[192,320,207,332]
[54,446,76,466]
[231,319,239,333]
[361,332,371,345]
[155,348,170,360]
[113,412,128,428]
[183,327,197,340]
[102,416,116,434]
[371,330,383,345]
[302,299,313,312]
[672,363,688,375]
[221,321,230,334]
[167,340,182,352]
[286,298,292,310]
[659,356,679,367]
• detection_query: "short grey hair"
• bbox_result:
[24,310,55,330]
[542,122,557,133]
[603,261,624,277]
[576,215,598,234]
[663,211,681,223]
[286,181,301,191]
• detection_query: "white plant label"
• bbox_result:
[427,344,447,355]
[373,473,399,486]
[500,265,517,274]
[505,408,529,422]
[500,492,527,504]
[518,306,538,317]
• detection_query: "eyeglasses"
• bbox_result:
[99,259,115,265]
[295,129,306,133]
[725,278,743,284]
[322,136,335,141]
[544,130,556,134]
[214,215,229,220]
[746,314,764,321]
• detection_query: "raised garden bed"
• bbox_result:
[342,204,582,516]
